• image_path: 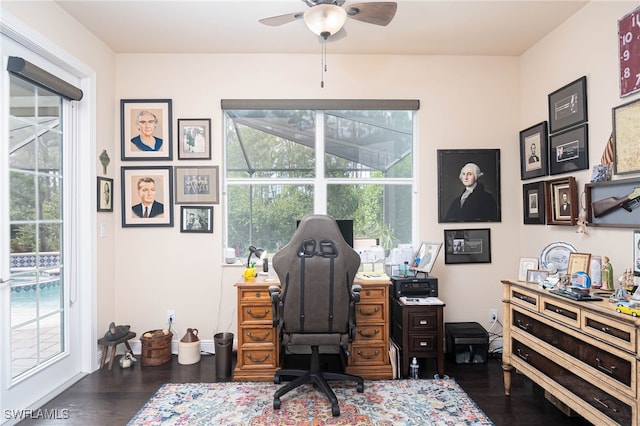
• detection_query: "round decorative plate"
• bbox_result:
[540,241,578,274]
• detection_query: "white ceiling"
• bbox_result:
[54,0,588,56]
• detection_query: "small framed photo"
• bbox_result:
[121,166,173,227]
[437,149,501,223]
[634,230,640,277]
[613,98,640,175]
[545,176,577,225]
[178,118,211,160]
[519,121,548,180]
[174,166,219,204]
[518,257,539,282]
[589,255,603,288]
[549,124,589,175]
[97,177,114,212]
[409,241,442,273]
[180,206,213,233]
[567,252,591,275]
[121,99,172,161]
[443,228,491,264]
[526,269,549,285]
[548,76,588,134]
[522,181,546,225]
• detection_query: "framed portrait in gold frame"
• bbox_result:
[567,252,591,276]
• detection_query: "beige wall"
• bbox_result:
[5,1,639,354]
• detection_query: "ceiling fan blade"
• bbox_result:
[259,11,304,27]
[346,2,397,26]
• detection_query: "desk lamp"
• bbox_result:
[247,245,264,267]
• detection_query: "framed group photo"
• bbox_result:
[177,118,211,160]
[613,98,640,175]
[519,121,548,180]
[522,181,546,225]
[545,176,577,225]
[437,149,501,223]
[175,166,219,204]
[548,76,588,134]
[97,177,113,212]
[443,228,491,264]
[121,99,173,161]
[549,124,589,175]
[180,206,213,233]
[121,166,174,227]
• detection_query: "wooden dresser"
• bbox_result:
[233,276,393,381]
[502,279,640,426]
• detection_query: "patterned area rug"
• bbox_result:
[128,379,493,425]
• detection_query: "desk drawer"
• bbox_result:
[241,327,277,345]
[354,325,383,342]
[350,342,387,365]
[359,287,386,301]
[408,333,438,353]
[408,310,438,332]
[356,302,385,322]
[240,304,273,324]
[238,347,277,369]
[238,288,271,302]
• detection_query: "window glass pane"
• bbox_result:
[325,110,413,178]
[227,184,313,257]
[38,124,62,172]
[39,175,62,220]
[327,184,412,250]
[10,172,36,221]
[225,110,315,178]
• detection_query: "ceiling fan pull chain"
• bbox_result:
[321,37,326,88]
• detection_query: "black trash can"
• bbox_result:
[214,332,234,379]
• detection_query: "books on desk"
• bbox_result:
[399,296,445,305]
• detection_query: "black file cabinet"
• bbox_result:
[390,296,445,378]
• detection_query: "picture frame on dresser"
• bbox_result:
[547,75,587,134]
[545,176,577,225]
[519,121,548,180]
[549,124,589,175]
[522,181,546,224]
[525,269,548,285]
[443,228,491,264]
[613,97,640,175]
[518,257,539,281]
[567,252,591,275]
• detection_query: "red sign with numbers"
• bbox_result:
[619,6,640,97]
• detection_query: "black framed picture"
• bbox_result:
[437,149,501,223]
[519,121,548,180]
[549,124,589,175]
[121,99,173,161]
[97,177,113,212]
[548,76,587,134]
[121,166,174,227]
[522,181,546,225]
[443,228,491,264]
[545,176,577,226]
[180,206,213,233]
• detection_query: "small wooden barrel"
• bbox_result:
[140,330,173,366]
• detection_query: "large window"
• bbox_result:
[223,100,418,259]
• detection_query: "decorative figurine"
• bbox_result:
[601,256,614,291]
[575,213,589,235]
[99,149,110,175]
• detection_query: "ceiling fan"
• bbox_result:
[259,0,397,40]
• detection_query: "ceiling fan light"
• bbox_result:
[303,4,347,38]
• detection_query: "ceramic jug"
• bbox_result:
[180,328,199,343]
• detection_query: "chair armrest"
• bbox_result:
[348,284,361,341]
[351,284,362,303]
[269,285,280,328]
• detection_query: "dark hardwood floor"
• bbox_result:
[17,351,592,425]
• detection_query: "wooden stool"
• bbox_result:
[98,331,136,370]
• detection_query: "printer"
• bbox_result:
[391,275,438,299]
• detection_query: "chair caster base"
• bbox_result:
[273,397,281,409]
[356,382,364,393]
[332,405,340,417]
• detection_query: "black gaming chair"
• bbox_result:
[270,214,364,417]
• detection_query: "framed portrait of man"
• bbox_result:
[121,166,174,227]
[437,149,501,223]
[121,99,173,161]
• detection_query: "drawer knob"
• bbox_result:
[247,331,270,342]
[246,353,270,363]
[356,349,380,360]
[516,319,531,331]
[419,341,428,346]
[593,397,618,412]
[247,309,269,319]
[595,357,617,375]
[357,329,380,338]
[357,307,380,316]
[419,320,429,325]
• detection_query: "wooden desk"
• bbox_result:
[502,279,640,425]
[233,276,393,381]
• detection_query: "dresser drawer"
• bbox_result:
[359,287,386,301]
[582,311,636,353]
[512,338,632,426]
[241,326,277,345]
[237,347,277,369]
[408,310,438,332]
[513,308,634,391]
[355,302,385,322]
[238,288,272,302]
[240,304,273,324]
[407,334,438,353]
[510,286,540,311]
[540,296,580,328]
[354,324,383,342]
[350,342,388,365]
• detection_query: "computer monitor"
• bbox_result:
[296,219,354,247]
